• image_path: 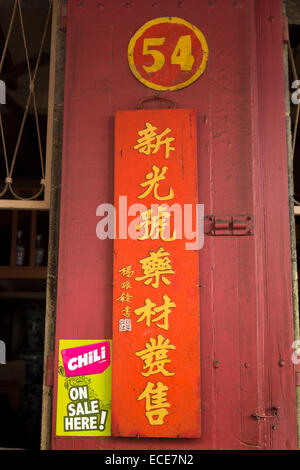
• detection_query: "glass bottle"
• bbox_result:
[35,234,44,266]
[15,230,25,266]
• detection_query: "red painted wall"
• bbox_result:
[51,0,297,450]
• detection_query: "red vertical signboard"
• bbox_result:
[112,108,200,437]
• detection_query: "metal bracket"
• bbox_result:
[282,15,289,44]
[205,215,253,236]
[295,363,300,386]
[60,2,68,33]
[45,354,54,388]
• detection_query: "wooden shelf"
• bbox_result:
[0,209,49,280]
[0,266,47,279]
[0,291,46,299]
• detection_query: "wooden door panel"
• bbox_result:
[51,0,297,449]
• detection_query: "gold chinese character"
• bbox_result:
[137,381,170,426]
[135,334,176,377]
[117,292,133,304]
[134,295,176,330]
[136,206,176,241]
[134,122,175,159]
[138,165,174,201]
[119,265,134,278]
[135,247,175,289]
[122,306,131,317]
[121,280,132,290]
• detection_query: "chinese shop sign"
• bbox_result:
[128,17,209,91]
[56,339,112,436]
[112,109,201,437]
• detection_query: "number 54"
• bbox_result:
[142,35,195,73]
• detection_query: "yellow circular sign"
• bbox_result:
[128,17,209,91]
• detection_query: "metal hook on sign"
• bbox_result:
[137,94,176,110]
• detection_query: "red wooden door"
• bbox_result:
[51,0,297,449]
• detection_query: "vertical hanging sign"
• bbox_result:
[112,108,201,437]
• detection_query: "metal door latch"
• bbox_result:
[251,406,280,430]
[205,215,253,236]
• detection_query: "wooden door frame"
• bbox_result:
[40,0,65,451]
